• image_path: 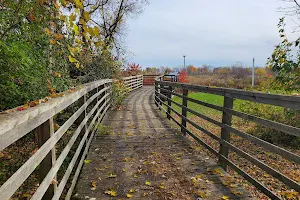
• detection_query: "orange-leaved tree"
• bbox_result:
[123,63,142,76]
[178,69,188,83]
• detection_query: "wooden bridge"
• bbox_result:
[0,75,299,200]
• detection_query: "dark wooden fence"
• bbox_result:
[0,75,143,200]
[142,74,178,85]
[155,76,300,199]
[143,74,158,85]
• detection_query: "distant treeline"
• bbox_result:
[142,65,272,80]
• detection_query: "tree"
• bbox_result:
[187,65,197,75]
[178,69,188,83]
[267,17,300,90]
[124,63,142,76]
[91,0,148,56]
[0,0,148,111]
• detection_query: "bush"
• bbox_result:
[236,101,300,148]
[111,80,130,108]
[0,41,49,111]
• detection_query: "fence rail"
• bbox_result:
[123,75,143,90]
[142,74,162,85]
[155,76,300,199]
[0,75,143,200]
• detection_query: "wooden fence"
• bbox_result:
[0,75,143,200]
[123,75,143,90]
[155,77,300,199]
[142,74,177,85]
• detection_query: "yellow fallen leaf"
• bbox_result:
[232,190,243,196]
[68,55,78,63]
[213,168,222,174]
[50,39,56,45]
[126,193,133,198]
[84,159,91,164]
[197,191,207,198]
[145,181,151,186]
[45,28,51,35]
[159,181,165,189]
[108,173,117,178]
[105,189,117,197]
[90,181,97,190]
[222,196,230,200]
[196,174,203,179]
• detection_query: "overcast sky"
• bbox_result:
[126,0,298,68]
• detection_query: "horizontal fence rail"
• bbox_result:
[154,76,300,199]
[0,75,143,200]
[123,75,143,91]
[143,74,161,85]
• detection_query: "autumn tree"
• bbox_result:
[123,63,142,76]
[143,67,159,75]
[266,1,300,90]
[0,0,148,111]
[187,65,197,75]
[178,69,188,83]
[268,17,300,90]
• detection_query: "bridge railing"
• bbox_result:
[0,75,143,200]
[155,77,300,199]
[143,74,178,85]
[142,74,162,85]
[123,75,143,91]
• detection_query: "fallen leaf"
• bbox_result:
[105,189,117,197]
[126,193,133,198]
[90,181,97,190]
[222,196,230,200]
[197,191,207,198]
[159,181,165,189]
[84,159,91,164]
[108,173,117,178]
[145,181,151,186]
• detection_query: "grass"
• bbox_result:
[169,92,249,118]
[170,92,224,117]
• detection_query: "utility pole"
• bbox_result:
[183,55,186,70]
[252,57,255,87]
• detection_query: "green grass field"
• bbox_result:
[168,92,224,118]
[169,92,246,117]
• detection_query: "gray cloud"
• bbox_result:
[126,0,293,68]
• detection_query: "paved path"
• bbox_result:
[74,86,251,200]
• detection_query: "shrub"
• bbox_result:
[236,101,300,148]
[111,80,130,108]
[0,41,49,111]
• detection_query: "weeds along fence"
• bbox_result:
[155,76,300,199]
[0,75,143,200]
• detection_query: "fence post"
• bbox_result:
[36,118,56,200]
[219,94,233,170]
[167,86,172,119]
[154,81,159,108]
[181,88,188,135]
